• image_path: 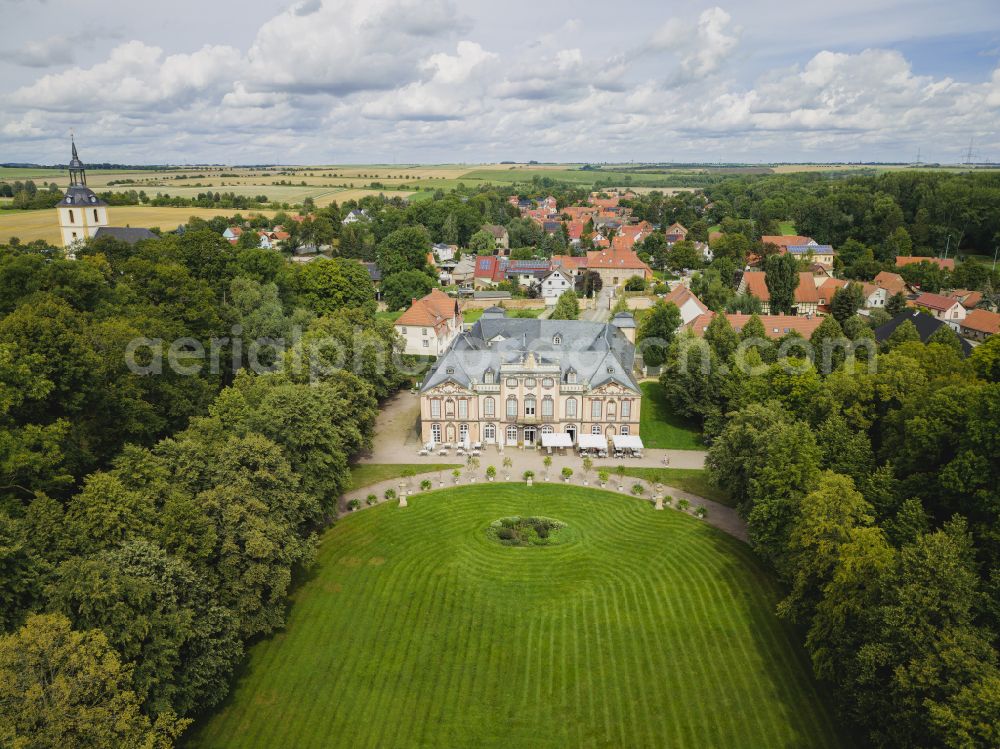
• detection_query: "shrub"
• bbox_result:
[451,469,461,480]
[486,465,496,479]
[498,527,516,540]
[420,479,432,491]
[523,470,535,480]
[561,467,573,480]
[384,488,397,501]
[677,498,691,511]
[598,470,610,484]
[347,498,361,510]
[631,483,645,496]
[694,506,707,519]
[366,493,377,506]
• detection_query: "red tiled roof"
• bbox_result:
[760,235,813,249]
[741,271,819,304]
[689,312,824,339]
[817,277,877,303]
[913,291,962,312]
[896,256,955,271]
[395,288,457,328]
[664,286,708,314]
[873,271,907,295]
[962,309,1000,335]
[551,254,585,270]
[586,249,652,275]
[948,289,983,309]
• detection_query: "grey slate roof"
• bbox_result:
[422,314,639,393]
[874,309,972,356]
[60,185,107,207]
[92,226,157,244]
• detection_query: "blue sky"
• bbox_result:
[1,0,999,164]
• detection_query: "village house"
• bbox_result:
[482,224,510,251]
[550,254,587,278]
[450,255,476,286]
[585,248,653,288]
[895,255,955,271]
[816,278,885,312]
[663,286,709,325]
[960,309,1000,341]
[688,311,824,340]
[738,271,820,316]
[418,308,640,447]
[540,268,574,305]
[760,235,816,252]
[873,271,908,297]
[433,243,457,263]
[342,209,368,225]
[874,310,973,355]
[664,223,688,244]
[393,288,462,356]
[787,244,836,267]
[912,291,967,330]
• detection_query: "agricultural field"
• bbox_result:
[186,485,845,749]
[0,205,276,245]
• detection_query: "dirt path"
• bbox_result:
[339,471,746,542]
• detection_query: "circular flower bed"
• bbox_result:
[486,516,569,547]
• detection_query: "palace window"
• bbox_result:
[524,396,536,416]
[458,399,468,419]
[567,369,577,384]
[68,209,75,223]
[607,401,617,420]
[591,424,602,435]
[506,397,517,418]
[621,425,630,435]
[565,398,577,418]
[430,399,441,418]
[445,400,455,418]
[525,378,536,388]
[591,400,601,419]
[484,423,496,442]
[484,397,495,417]
[484,369,494,384]
[542,378,554,388]
[93,209,99,222]
[431,424,441,442]
[506,378,517,387]
[541,396,553,418]
[621,400,630,418]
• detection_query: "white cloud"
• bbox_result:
[243,0,468,96]
[1,2,999,163]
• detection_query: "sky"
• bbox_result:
[1,0,999,165]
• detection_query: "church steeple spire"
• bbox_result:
[69,135,86,187]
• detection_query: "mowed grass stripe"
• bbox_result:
[186,485,845,749]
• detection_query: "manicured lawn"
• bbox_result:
[375,310,402,323]
[464,307,543,323]
[639,381,703,449]
[596,466,733,507]
[187,485,844,749]
[778,220,797,235]
[348,463,459,490]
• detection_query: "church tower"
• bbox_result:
[56,137,109,250]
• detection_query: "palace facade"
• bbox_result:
[418,308,641,447]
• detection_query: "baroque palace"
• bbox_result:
[419,307,641,447]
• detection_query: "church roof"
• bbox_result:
[93,227,157,244]
[60,186,106,207]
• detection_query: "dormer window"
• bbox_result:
[553,334,562,345]
[484,369,494,384]
[446,367,455,375]
[607,367,615,374]
[567,370,577,384]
